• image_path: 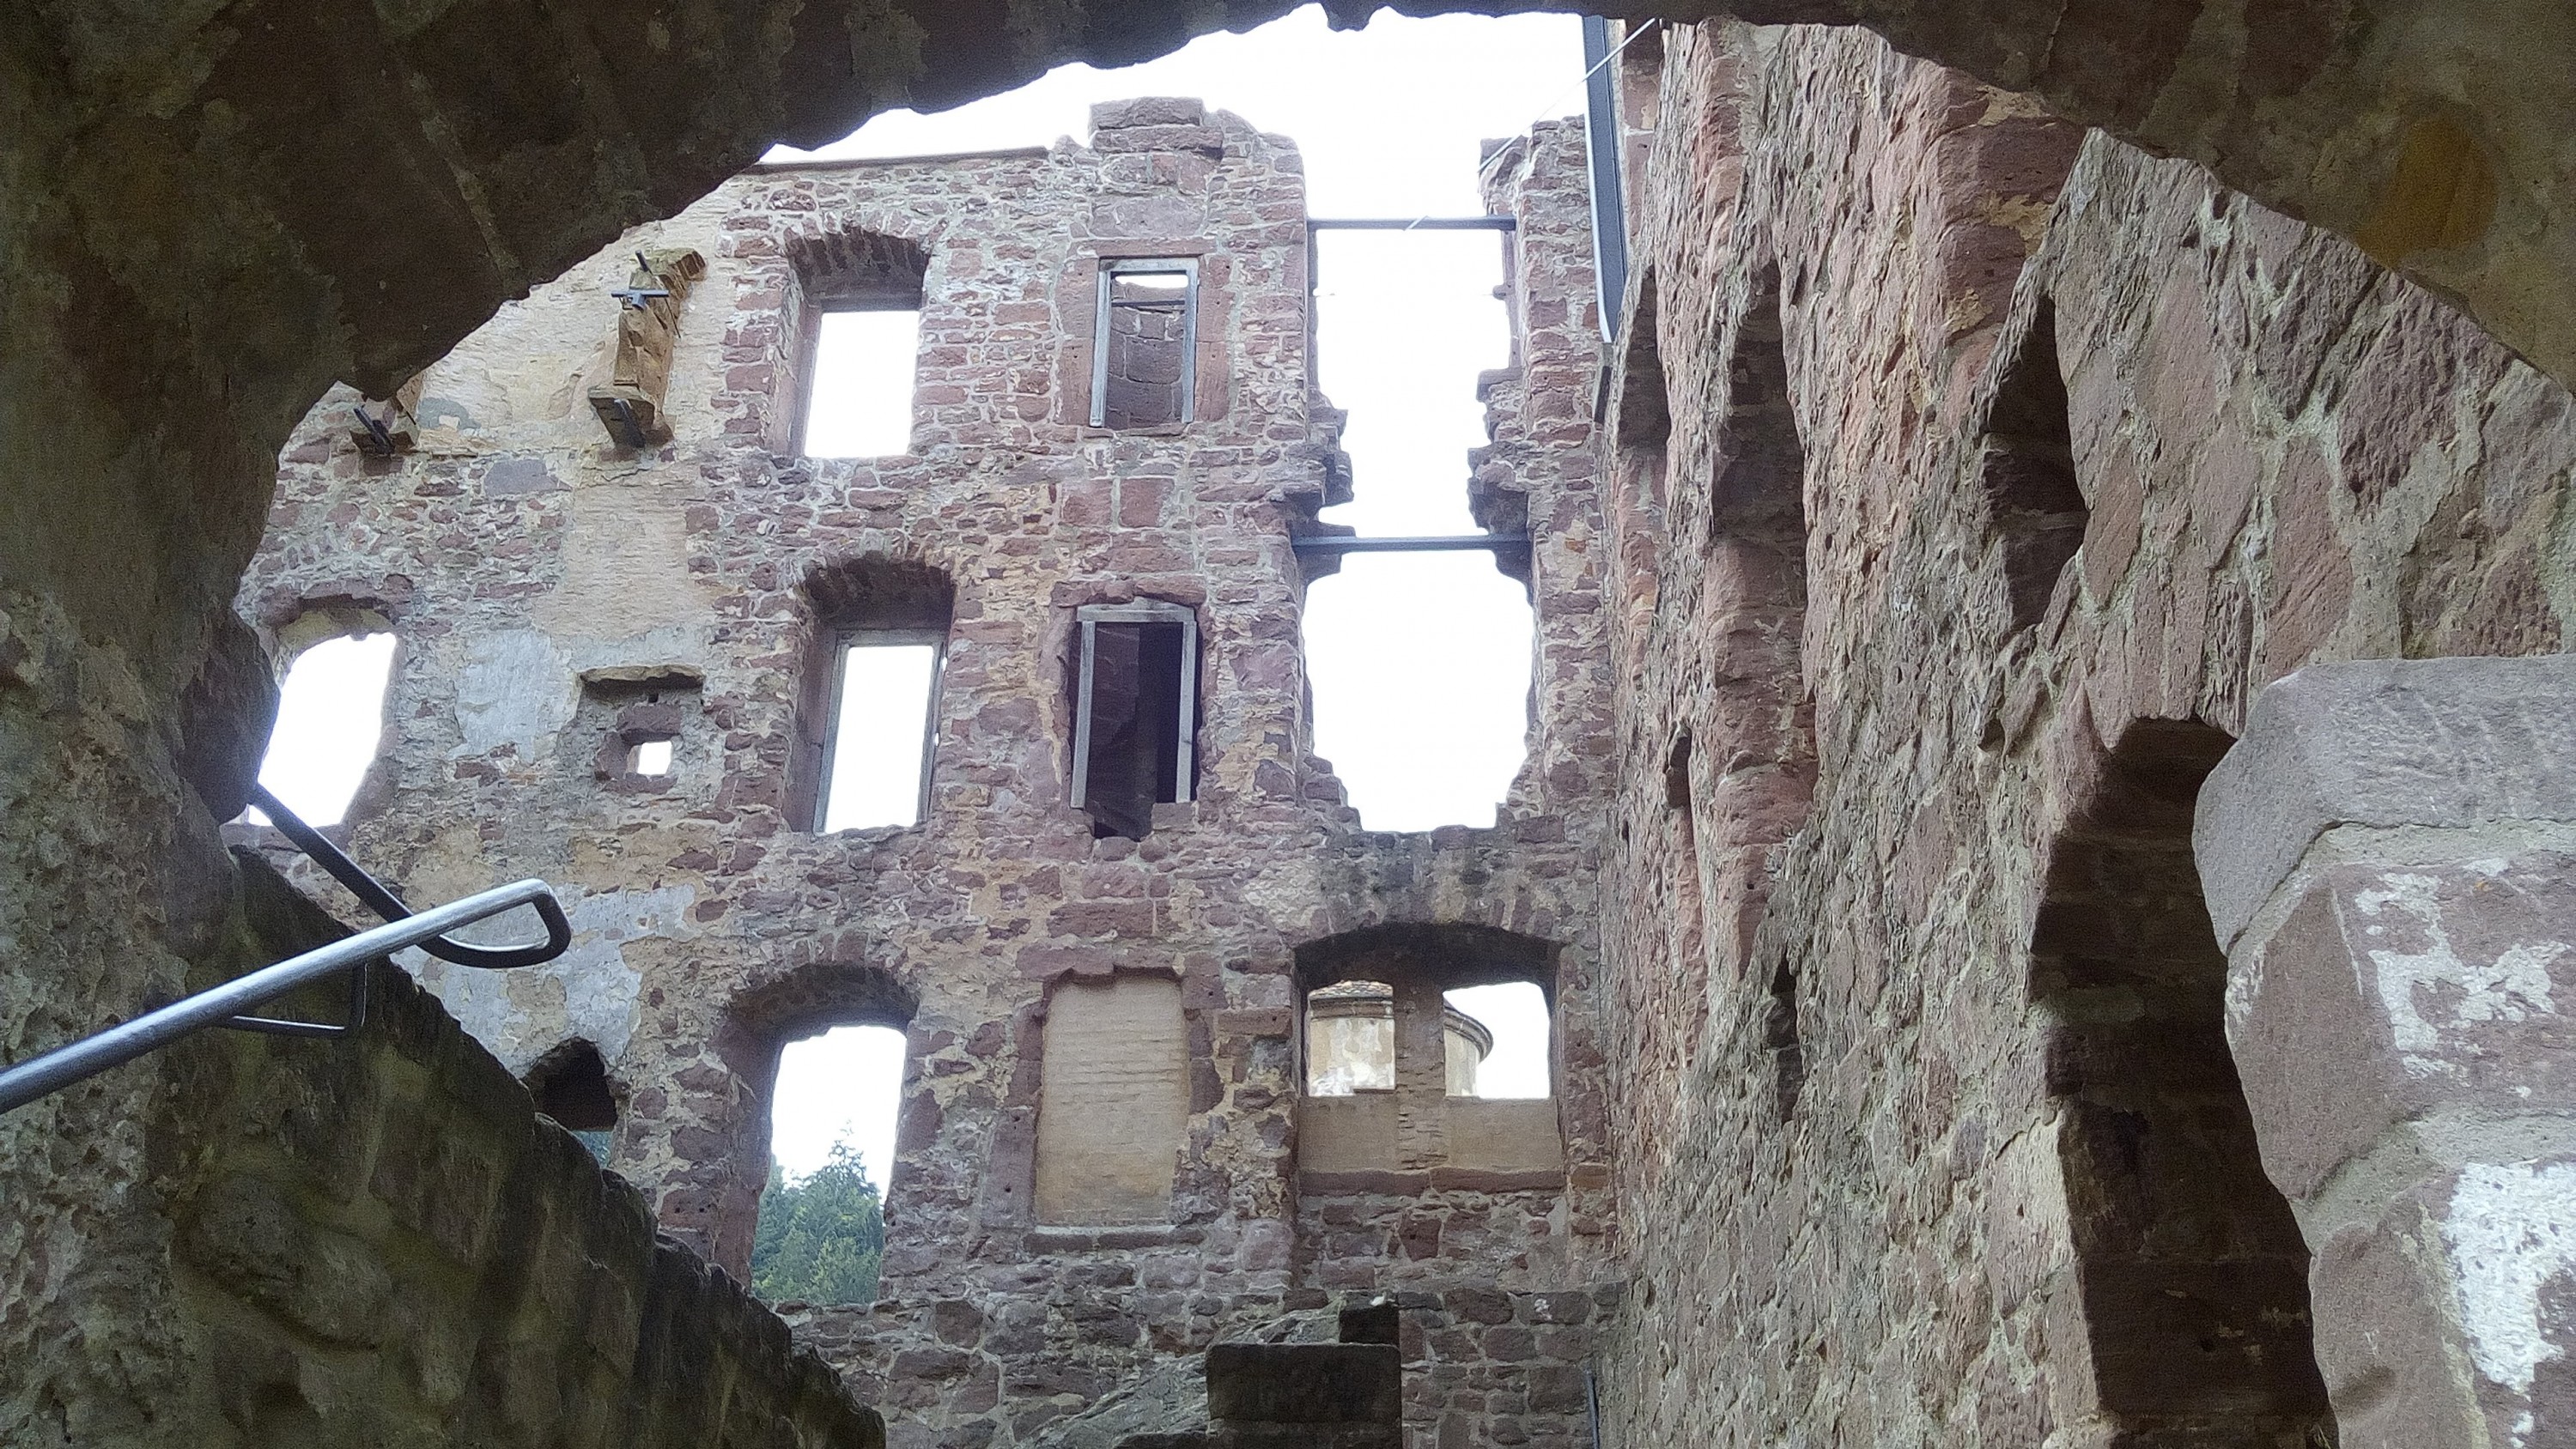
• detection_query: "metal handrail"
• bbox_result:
[0,877,566,1114]
[247,784,570,970]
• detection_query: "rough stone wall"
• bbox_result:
[3,849,883,1447]
[1595,20,2576,1449]
[232,100,1617,1448]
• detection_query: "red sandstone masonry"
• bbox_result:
[237,100,1617,1449]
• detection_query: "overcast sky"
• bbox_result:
[261,7,1582,1185]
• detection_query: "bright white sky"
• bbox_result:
[822,643,939,830]
[253,634,397,827]
[258,8,1584,1185]
[805,310,922,458]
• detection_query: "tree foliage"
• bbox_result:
[750,1141,884,1305]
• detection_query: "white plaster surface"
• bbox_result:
[2442,1159,2576,1445]
[410,882,692,1073]
[452,630,577,761]
[2353,870,2565,1079]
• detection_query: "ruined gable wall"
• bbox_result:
[1596,21,2575,1447]
[234,102,1618,1449]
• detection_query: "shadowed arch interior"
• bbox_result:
[2029,718,2332,1444]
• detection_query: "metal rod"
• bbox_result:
[0,878,562,1114]
[1290,534,1533,555]
[1307,217,1517,231]
[249,784,571,970]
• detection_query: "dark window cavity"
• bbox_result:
[1091,260,1197,429]
[1979,299,2087,632]
[1070,600,1199,840]
[525,1039,619,1163]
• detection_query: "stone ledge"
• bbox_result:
[2196,654,2576,945]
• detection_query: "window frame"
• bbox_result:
[1068,600,1199,812]
[813,626,947,833]
[1088,258,1200,429]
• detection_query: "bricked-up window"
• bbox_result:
[1070,601,1198,839]
[524,1039,618,1164]
[249,621,398,828]
[1090,260,1197,429]
[2031,720,2332,1443]
[802,308,920,457]
[817,634,943,832]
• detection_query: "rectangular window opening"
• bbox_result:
[802,308,921,458]
[1091,260,1198,429]
[630,737,674,777]
[817,634,942,832]
[1071,602,1198,840]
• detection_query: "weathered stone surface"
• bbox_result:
[2202,658,2576,1449]
[2195,654,2576,947]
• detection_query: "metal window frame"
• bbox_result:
[1088,258,1199,429]
[1068,600,1199,809]
[814,627,947,832]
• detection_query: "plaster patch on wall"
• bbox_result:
[453,629,577,760]
[409,883,691,1073]
[2442,1159,2576,1444]
[2352,870,2565,1077]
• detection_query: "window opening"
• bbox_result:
[1303,980,1540,1098]
[1979,299,2087,631]
[753,1022,904,1305]
[1303,981,1399,1094]
[629,737,674,777]
[1443,982,1548,1098]
[817,634,943,832]
[1091,259,1198,429]
[1301,223,1530,830]
[803,308,921,458]
[1071,601,1198,840]
[249,629,398,828]
[525,1040,618,1163]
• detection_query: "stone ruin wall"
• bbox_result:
[1595,20,2576,1449]
[8,13,2575,1449]
[232,101,1620,1449]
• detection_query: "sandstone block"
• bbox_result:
[2195,654,2576,947]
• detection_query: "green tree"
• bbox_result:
[749,1140,885,1305]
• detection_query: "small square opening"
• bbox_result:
[630,737,675,777]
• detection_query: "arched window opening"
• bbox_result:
[1705,268,1818,1113]
[524,1040,619,1164]
[791,556,954,833]
[752,1022,905,1306]
[1293,925,1564,1182]
[1979,298,2087,632]
[2032,718,2331,1443]
[248,616,398,828]
[1303,979,1542,1098]
[790,231,929,459]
